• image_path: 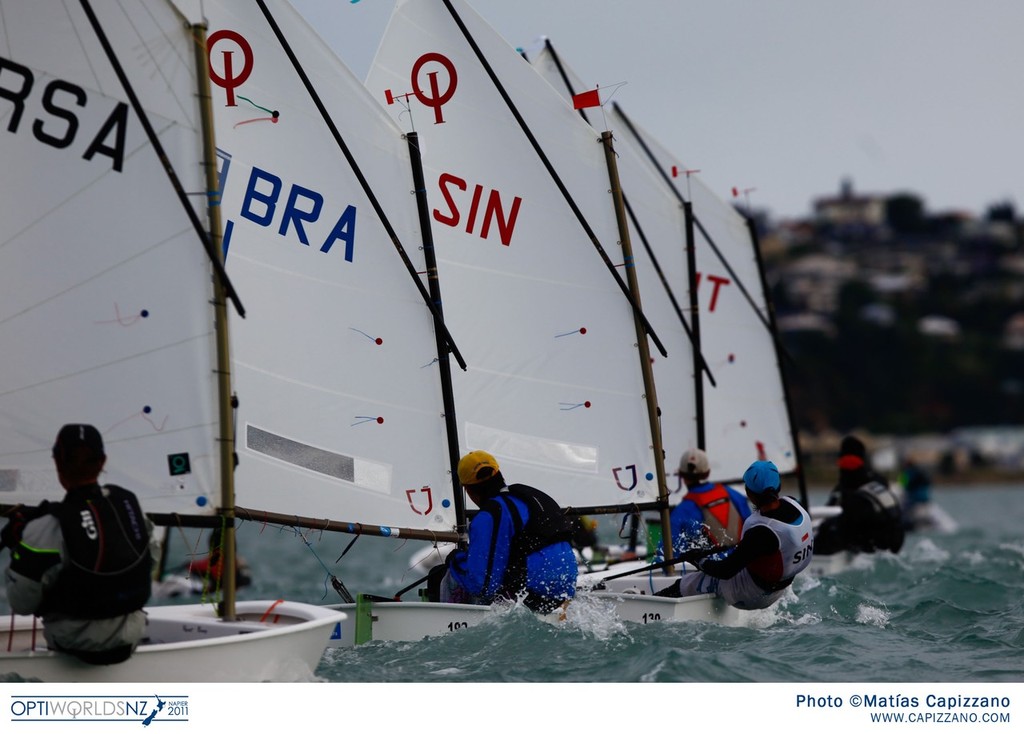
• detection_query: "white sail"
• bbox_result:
[0,1,346,682]
[629,123,798,478]
[201,0,457,532]
[0,0,222,515]
[366,0,663,510]
[529,42,799,481]
[523,44,703,489]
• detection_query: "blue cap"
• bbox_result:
[743,460,780,494]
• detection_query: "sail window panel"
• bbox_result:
[466,421,599,475]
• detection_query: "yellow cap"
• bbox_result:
[458,450,500,486]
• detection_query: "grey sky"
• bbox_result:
[289,0,1023,221]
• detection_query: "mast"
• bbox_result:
[406,131,468,544]
[534,41,715,384]
[601,131,673,564]
[682,200,707,450]
[744,216,809,508]
[191,20,237,619]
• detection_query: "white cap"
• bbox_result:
[678,448,710,477]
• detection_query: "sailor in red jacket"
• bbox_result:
[664,448,751,556]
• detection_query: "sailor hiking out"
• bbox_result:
[3,424,152,665]
[432,451,577,614]
[655,460,813,610]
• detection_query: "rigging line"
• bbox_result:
[586,545,735,587]
[745,217,808,507]
[0,332,217,400]
[622,193,717,387]
[690,215,773,333]
[253,0,467,371]
[539,37,715,384]
[123,1,196,126]
[540,38,591,128]
[1,119,186,255]
[406,131,468,540]
[0,223,190,328]
[611,101,775,337]
[442,0,667,358]
[77,0,245,318]
[694,211,803,376]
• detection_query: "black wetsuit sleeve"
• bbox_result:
[698,526,780,579]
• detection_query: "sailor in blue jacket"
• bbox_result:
[443,451,577,614]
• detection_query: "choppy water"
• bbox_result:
[3,483,1023,683]
[265,483,1024,683]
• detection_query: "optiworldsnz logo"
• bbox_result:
[9,695,188,725]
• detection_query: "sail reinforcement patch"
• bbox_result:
[245,425,390,492]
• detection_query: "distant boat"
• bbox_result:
[0,0,342,682]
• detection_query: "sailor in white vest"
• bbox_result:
[655,460,813,610]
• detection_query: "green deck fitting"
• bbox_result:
[354,594,374,645]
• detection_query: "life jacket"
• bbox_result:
[43,484,152,619]
[743,496,814,590]
[485,484,574,597]
[848,480,905,553]
[689,484,745,546]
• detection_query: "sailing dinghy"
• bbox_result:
[522,40,811,612]
[528,38,806,493]
[195,0,513,647]
[366,0,740,629]
[0,0,343,681]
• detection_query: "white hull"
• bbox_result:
[0,601,344,682]
[591,591,745,626]
[805,550,857,577]
[327,600,499,646]
[585,570,747,626]
[327,561,741,646]
[905,501,959,534]
[151,576,204,600]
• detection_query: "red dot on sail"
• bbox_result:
[729,353,735,363]
[376,417,384,424]
[375,338,383,345]
[740,420,747,427]
[584,401,592,408]
[579,327,587,335]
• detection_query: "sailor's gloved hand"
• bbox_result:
[1,506,30,549]
[0,502,49,549]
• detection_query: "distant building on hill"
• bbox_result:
[813,178,888,236]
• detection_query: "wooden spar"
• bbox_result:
[621,195,716,387]
[406,131,467,546]
[600,131,674,565]
[76,0,243,318]
[532,42,715,385]
[682,200,707,451]
[233,507,461,543]
[191,21,237,620]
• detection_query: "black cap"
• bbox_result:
[53,424,105,463]
[839,435,866,459]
